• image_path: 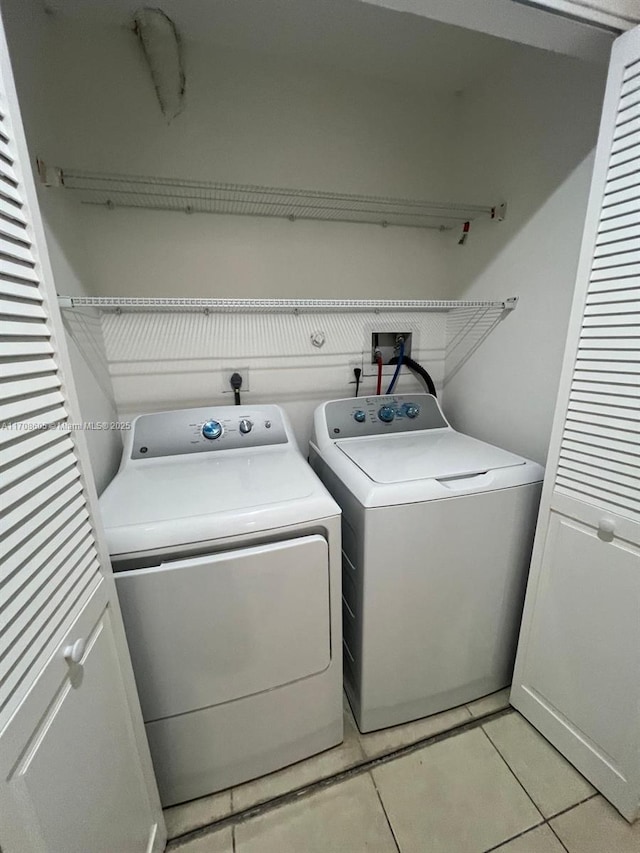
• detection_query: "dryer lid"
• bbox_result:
[336,430,526,484]
[101,448,316,529]
[99,446,340,557]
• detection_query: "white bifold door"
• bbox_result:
[512,25,640,822]
[0,11,165,853]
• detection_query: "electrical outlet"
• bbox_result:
[221,368,250,394]
[347,359,364,384]
[371,332,412,365]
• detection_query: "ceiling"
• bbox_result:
[44,0,537,94]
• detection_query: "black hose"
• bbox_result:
[388,355,437,398]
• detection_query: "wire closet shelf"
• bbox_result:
[58,296,518,314]
[54,169,503,231]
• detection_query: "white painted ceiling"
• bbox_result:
[44,0,540,94]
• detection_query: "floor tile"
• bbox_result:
[358,705,471,759]
[550,795,640,853]
[166,826,233,853]
[483,712,594,817]
[164,791,232,839]
[232,702,365,812]
[235,773,397,853]
[493,825,565,852]
[467,688,511,718]
[372,727,541,853]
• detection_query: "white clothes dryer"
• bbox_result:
[99,405,342,806]
[309,394,543,734]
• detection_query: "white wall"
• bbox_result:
[444,50,606,465]
[40,194,123,491]
[33,17,457,300]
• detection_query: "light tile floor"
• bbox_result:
[165,708,638,852]
[165,689,497,838]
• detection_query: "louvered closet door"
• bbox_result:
[0,12,164,853]
[511,26,640,823]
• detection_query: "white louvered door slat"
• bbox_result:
[2,431,71,487]
[0,11,163,852]
[0,356,52,379]
[2,479,84,558]
[512,25,640,824]
[0,236,33,264]
[0,195,26,226]
[0,213,30,243]
[0,160,17,187]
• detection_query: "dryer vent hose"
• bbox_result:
[388,355,437,398]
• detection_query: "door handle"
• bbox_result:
[597,518,615,543]
[63,638,86,665]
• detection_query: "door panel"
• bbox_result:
[116,535,331,719]
[0,587,161,853]
[521,510,639,781]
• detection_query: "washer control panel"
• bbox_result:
[131,405,287,459]
[324,394,447,440]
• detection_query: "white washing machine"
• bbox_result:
[309,393,544,734]
[99,405,342,806]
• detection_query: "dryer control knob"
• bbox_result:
[378,405,395,423]
[353,410,366,423]
[202,419,223,440]
[239,419,253,434]
[403,403,420,419]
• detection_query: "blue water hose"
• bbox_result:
[385,338,405,395]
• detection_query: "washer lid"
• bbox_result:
[336,430,526,484]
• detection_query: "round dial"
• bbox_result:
[239,419,253,434]
[353,410,366,423]
[403,403,420,419]
[202,419,223,440]
[378,405,395,423]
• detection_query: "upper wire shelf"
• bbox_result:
[58,296,517,314]
[50,168,504,231]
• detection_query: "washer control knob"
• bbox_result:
[378,405,395,423]
[403,403,420,419]
[239,419,253,434]
[353,410,366,423]
[202,419,223,440]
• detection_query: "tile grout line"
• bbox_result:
[479,725,547,843]
[548,791,599,821]
[231,789,237,853]
[482,820,548,853]
[545,792,601,853]
[546,820,571,853]
[166,705,514,848]
[368,769,403,853]
[481,791,600,853]
[479,726,599,853]
[480,724,545,814]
